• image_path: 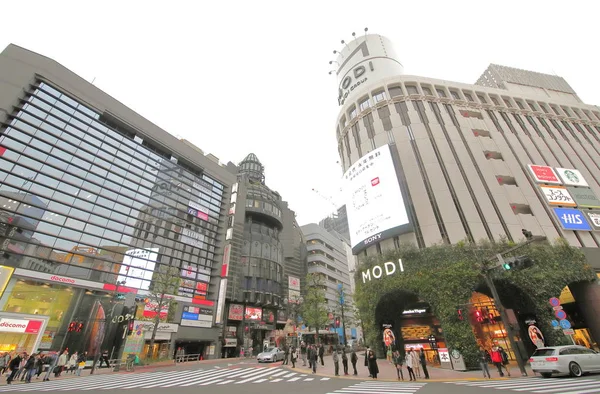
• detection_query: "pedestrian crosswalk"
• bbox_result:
[327,381,427,394]
[0,367,331,391]
[447,377,600,393]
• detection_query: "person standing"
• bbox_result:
[342,348,349,375]
[99,349,110,368]
[0,352,6,375]
[6,352,23,384]
[479,347,491,379]
[290,346,297,368]
[419,350,430,379]
[498,346,511,377]
[76,351,87,376]
[318,344,325,366]
[350,349,358,376]
[333,348,340,376]
[367,350,379,379]
[405,349,417,381]
[410,348,421,379]
[282,345,289,365]
[307,345,314,370]
[364,347,371,377]
[67,351,78,374]
[300,342,307,366]
[490,345,504,377]
[393,350,404,381]
[312,346,318,374]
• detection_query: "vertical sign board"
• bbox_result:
[214,244,231,325]
[553,208,592,231]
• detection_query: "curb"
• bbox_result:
[281,364,514,382]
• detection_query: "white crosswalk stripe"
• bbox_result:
[446,377,600,393]
[327,380,427,394]
[0,367,332,391]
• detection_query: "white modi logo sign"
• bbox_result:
[361,259,404,283]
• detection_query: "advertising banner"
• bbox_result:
[288,276,300,291]
[117,248,159,290]
[528,164,561,184]
[539,185,576,206]
[181,305,213,328]
[228,304,244,321]
[553,208,592,231]
[556,168,589,187]
[583,210,600,231]
[342,144,409,254]
[567,187,600,208]
[245,307,262,321]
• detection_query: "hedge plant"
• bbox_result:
[354,238,595,368]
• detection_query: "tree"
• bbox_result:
[146,265,180,358]
[300,273,329,343]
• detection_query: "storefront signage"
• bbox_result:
[221,244,231,278]
[553,208,592,231]
[228,304,244,321]
[245,307,262,320]
[0,318,43,334]
[288,276,300,291]
[556,168,589,187]
[361,259,404,283]
[14,268,104,291]
[134,321,179,333]
[181,305,213,328]
[567,187,600,208]
[539,185,576,206]
[224,338,237,347]
[583,210,600,231]
[438,348,451,364]
[402,309,427,315]
[528,164,561,184]
[214,278,227,325]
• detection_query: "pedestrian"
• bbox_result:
[300,342,307,366]
[319,343,325,366]
[76,351,87,376]
[367,349,379,379]
[479,347,491,379]
[364,347,371,377]
[282,345,289,365]
[55,350,68,377]
[67,351,78,374]
[0,352,6,375]
[333,348,340,376]
[342,348,349,375]
[290,346,297,368]
[311,346,318,374]
[307,345,313,370]
[99,349,110,368]
[6,352,23,384]
[24,354,38,383]
[410,348,421,379]
[498,346,511,377]
[16,354,27,381]
[405,349,417,381]
[350,349,358,376]
[393,350,404,381]
[387,347,393,363]
[419,350,430,379]
[490,345,504,377]
[240,347,245,358]
[42,351,57,381]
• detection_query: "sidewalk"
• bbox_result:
[285,354,535,382]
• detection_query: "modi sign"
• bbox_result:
[361,259,404,283]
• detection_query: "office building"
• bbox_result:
[318,205,350,240]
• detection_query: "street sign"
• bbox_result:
[560,319,572,329]
[438,348,450,363]
[552,306,563,311]
[549,297,561,307]
[563,329,575,335]
[555,310,567,320]
[551,320,559,328]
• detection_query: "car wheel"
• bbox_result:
[540,372,552,378]
[569,362,583,377]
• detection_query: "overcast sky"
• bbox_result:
[2,0,599,226]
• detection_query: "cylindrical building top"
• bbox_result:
[335,34,403,106]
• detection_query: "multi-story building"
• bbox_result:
[318,205,350,240]
[220,153,307,355]
[301,223,356,344]
[333,34,600,359]
[0,44,237,359]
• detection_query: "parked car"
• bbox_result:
[530,345,600,378]
[257,347,285,363]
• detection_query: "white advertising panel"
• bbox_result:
[342,144,409,254]
[539,185,577,207]
[117,248,159,290]
[556,168,589,187]
[288,276,300,291]
[181,228,204,248]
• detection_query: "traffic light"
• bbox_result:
[127,319,135,336]
[502,256,534,271]
[68,321,76,332]
[457,308,463,320]
[474,310,484,323]
[76,322,84,332]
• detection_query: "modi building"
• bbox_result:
[334,33,600,366]
[0,44,238,359]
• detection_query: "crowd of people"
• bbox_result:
[0,349,90,385]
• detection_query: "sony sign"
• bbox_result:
[334,34,404,106]
[361,259,404,283]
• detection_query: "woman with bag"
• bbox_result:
[393,350,404,381]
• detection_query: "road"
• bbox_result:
[1,358,599,394]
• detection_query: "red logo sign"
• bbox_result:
[529,165,560,183]
[371,177,380,186]
[50,275,76,284]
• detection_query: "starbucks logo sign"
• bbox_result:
[563,170,579,184]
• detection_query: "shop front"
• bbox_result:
[396,306,445,366]
[0,312,48,353]
[130,321,178,359]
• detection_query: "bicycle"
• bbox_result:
[125,354,136,372]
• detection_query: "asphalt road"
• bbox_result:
[1,359,599,394]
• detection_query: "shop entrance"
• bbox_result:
[0,313,48,353]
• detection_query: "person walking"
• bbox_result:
[6,352,23,384]
[419,350,430,379]
[350,349,358,376]
[76,351,87,376]
[405,349,417,381]
[342,348,349,375]
[367,349,379,379]
[290,346,297,368]
[311,345,318,374]
[300,342,307,366]
[55,350,68,377]
[393,350,404,381]
[24,354,38,383]
[282,345,289,365]
[479,347,491,379]
[318,344,325,366]
[307,345,314,370]
[67,351,78,374]
[364,347,371,377]
[99,349,110,368]
[498,346,511,377]
[490,345,505,377]
[333,348,340,376]
[42,351,57,381]
[0,352,6,376]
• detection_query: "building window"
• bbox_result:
[373,91,386,103]
[422,87,432,95]
[503,98,513,108]
[464,93,474,102]
[388,86,403,97]
[516,101,525,109]
[450,91,460,100]
[436,89,447,98]
[359,99,371,112]
[349,106,357,119]
[406,85,419,95]
[490,97,500,105]
[477,94,487,103]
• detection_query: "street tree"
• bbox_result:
[300,273,329,344]
[146,265,180,358]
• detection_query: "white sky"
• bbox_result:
[2,0,599,226]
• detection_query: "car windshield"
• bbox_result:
[532,348,556,357]
[265,348,276,353]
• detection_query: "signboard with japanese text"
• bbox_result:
[528,165,561,184]
[539,185,576,207]
[567,187,600,208]
[583,210,600,231]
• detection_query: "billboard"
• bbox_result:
[528,165,561,184]
[342,144,410,254]
[245,307,262,321]
[553,208,592,231]
[117,248,159,290]
[556,168,589,187]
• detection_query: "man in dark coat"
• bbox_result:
[6,352,23,384]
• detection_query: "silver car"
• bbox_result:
[530,345,600,378]
[257,347,285,363]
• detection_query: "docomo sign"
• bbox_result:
[0,318,43,334]
[361,259,404,283]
